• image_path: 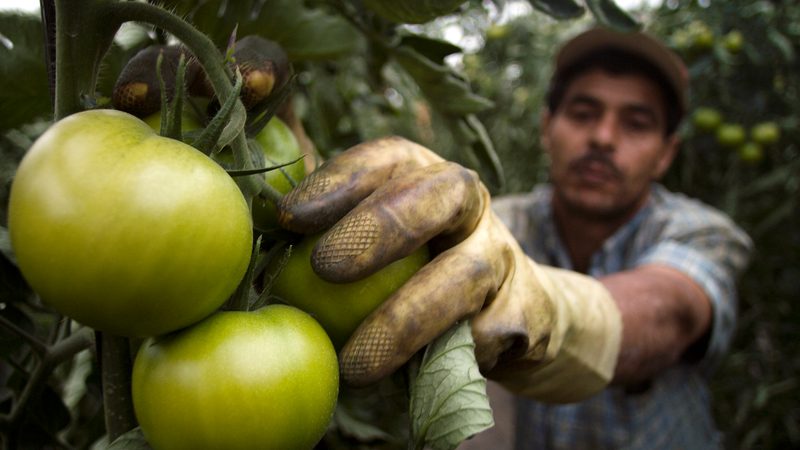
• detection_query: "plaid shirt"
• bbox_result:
[492,183,752,450]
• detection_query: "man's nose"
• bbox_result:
[589,113,617,151]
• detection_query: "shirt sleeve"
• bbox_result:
[637,203,752,373]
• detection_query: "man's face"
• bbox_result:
[541,68,679,221]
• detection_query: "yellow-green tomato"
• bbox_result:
[716,123,746,148]
[737,141,764,164]
[269,234,429,349]
[217,117,305,231]
[723,30,743,53]
[7,109,252,337]
[750,121,781,145]
[692,107,723,132]
[132,304,339,450]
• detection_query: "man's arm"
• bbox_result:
[601,264,712,384]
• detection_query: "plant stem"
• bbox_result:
[0,314,48,355]
[0,327,94,433]
[100,332,137,442]
[53,0,120,119]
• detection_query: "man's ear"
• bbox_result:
[654,133,681,180]
[539,109,553,153]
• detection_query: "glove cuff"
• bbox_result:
[478,259,622,403]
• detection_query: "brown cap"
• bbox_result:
[554,27,689,112]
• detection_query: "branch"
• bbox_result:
[0,327,94,432]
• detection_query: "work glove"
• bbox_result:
[277,136,622,403]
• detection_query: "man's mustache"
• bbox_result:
[568,153,622,179]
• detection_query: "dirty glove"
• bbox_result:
[278,137,622,403]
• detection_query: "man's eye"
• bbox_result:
[567,108,595,122]
[623,117,656,132]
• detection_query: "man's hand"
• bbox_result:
[278,136,623,403]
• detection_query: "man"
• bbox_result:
[276,27,752,450]
[488,27,753,449]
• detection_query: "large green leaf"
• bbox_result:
[410,321,494,450]
[0,12,52,132]
[392,46,494,116]
[161,0,363,60]
[584,0,639,31]
[528,0,585,20]
[362,0,467,24]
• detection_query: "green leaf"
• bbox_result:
[162,0,363,61]
[527,0,585,20]
[410,321,494,450]
[767,29,795,63]
[362,0,467,24]
[190,70,244,155]
[106,427,153,450]
[461,115,505,191]
[584,0,640,31]
[0,12,52,132]
[393,46,494,116]
[225,155,305,177]
[398,33,463,65]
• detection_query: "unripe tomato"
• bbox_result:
[692,107,723,132]
[486,24,509,40]
[737,141,764,165]
[216,117,305,231]
[8,109,252,337]
[723,30,744,53]
[750,121,781,145]
[132,304,339,450]
[268,234,429,349]
[689,21,714,51]
[716,123,746,148]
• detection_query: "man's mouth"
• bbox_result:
[570,155,621,185]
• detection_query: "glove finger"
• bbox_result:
[278,136,443,234]
[339,246,497,387]
[339,210,509,387]
[311,161,485,283]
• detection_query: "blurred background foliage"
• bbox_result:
[0,0,798,448]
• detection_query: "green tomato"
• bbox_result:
[688,21,714,51]
[216,117,305,231]
[8,109,253,337]
[133,304,339,450]
[716,123,746,148]
[692,107,723,132]
[750,121,781,145]
[723,30,744,53]
[268,234,429,349]
[737,141,764,164]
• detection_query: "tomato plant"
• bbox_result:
[0,0,653,448]
[268,234,429,349]
[7,109,253,337]
[132,304,339,450]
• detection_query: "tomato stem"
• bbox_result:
[100,332,137,441]
[53,0,120,119]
